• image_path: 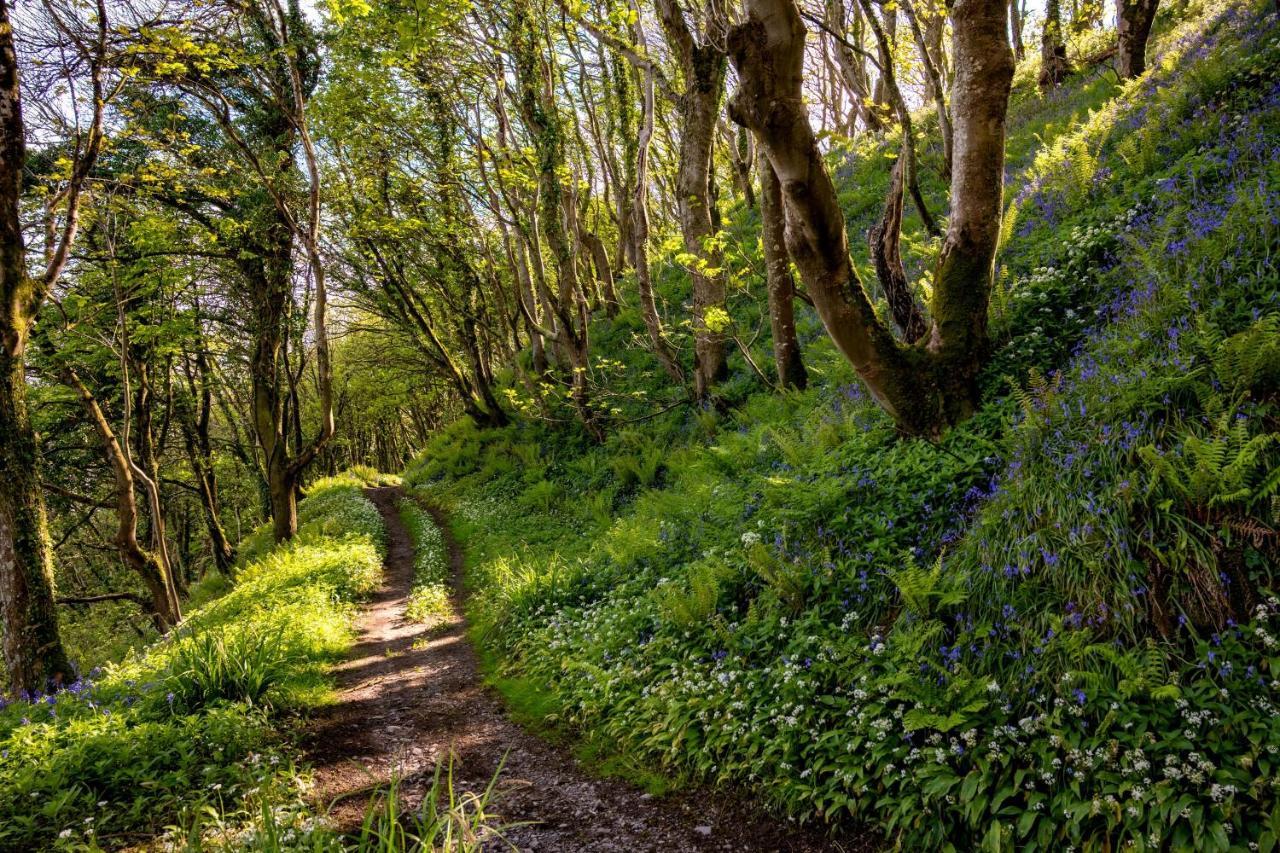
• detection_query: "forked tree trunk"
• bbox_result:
[63,368,182,629]
[869,146,929,343]
[1010,0,1025,61]
[826,0,883,134]
[1115,0,1158,78]
[729,0,1014,436]
[757,159,807,390]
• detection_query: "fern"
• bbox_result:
[1209,314,1280,396]
[654,561,726,628]
[1140,412,1277,512]
[747,543,807,615]
[888,554,966,618]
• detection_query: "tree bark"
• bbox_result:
[757,159,807,390]
[0,0,99,693]
[0,350,73,692]
[62,367,181,629]
[511,0,601,439]
[729,0,1014,436]
[178,337,235,576]
[656,0,729,401]
[869,146,929,343]
[857,0,941,237]
[1010,0,1025,61]
[1039,0,1072,91]
[1115,0,1158,78]
[903,0,953,178]
[826,0,884,134]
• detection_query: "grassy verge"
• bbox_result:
[0,474,385,850]
[398,495,452,629]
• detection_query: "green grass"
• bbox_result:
[398,496,453,627]
[403,1,1280,849]
[0,473,385,850]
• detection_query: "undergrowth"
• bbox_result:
[404,2,1280,850]
[0,474,385,851]
[399,497,452,627]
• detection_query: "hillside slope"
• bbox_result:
[405,1,1280,849]
[0,476,386,849]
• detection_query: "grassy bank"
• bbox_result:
[0,475,385,850]
[403,2,1280,849]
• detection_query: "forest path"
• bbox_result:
[304,486,857,852]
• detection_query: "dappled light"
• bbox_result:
[1,0,1277,849]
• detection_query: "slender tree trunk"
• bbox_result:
[872,0,898,116]
[1039,0,1072,90]
[63,368,181,629]
[728,124,756,210]
[903,0,953,178]
[858,0,941,236]
[179,346,234,576]
[631,16,686,386]
[757,159,807,390]
[1115,0,1158,78]
[512,0,601,439]
[1010,0,1025,60]
[656,0,730,401]
[827,0,883,133]
[582,230,619,317]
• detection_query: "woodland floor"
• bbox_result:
[302,487,870,852]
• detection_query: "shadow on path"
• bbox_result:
[304,486,874,851]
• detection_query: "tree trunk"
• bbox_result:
[179,343,235,576]
[583,230,619,317]
[1039,0,1072,91]
[511,0,601,440]
[247,211,299,542]
[827,0,883,134]
[903,0,953,178]
[757,159,807,390]
[869,146,930,343]
[0,0,75,693]
[0,350,73,693]
[872,3,898,117]
[729,0,1014,436]
[858,0,941,237]
[63,367,181,629]
[631,17,686,386]
[656,0,729,401]
[1010,0,1025,61]
[1115,0,1158,78]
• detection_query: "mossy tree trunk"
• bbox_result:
[0,0,105,692]
[511,0,602,440]
[655,0,730,401]
[729,0,1014,437]
[0,349,73,693]
[757,158,807,391]
[1039,0,1072,91]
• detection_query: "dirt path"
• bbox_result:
[305,486,871,851]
